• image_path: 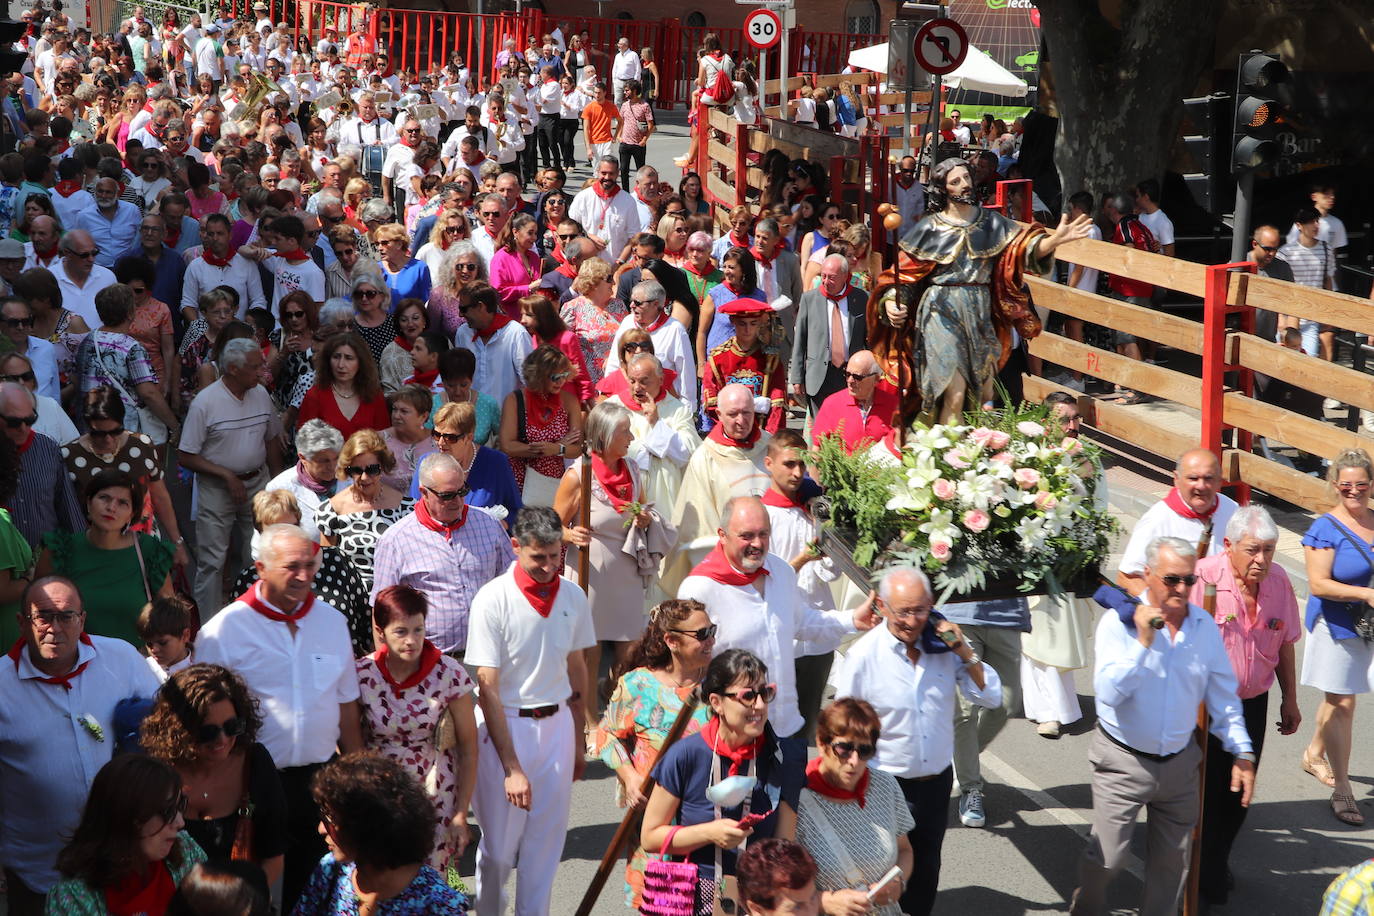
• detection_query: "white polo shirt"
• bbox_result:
[195,588,360,768]
[1118,493,1238,579]
[466,564,596,709]
[453,318,533,407]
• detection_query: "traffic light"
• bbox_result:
[0,20,25,75]
[1232,50,1290,172]
[1180,93,1228,213]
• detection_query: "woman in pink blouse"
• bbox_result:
[488,213,544,319]
[559,257,628,386]
[518,294,595,406]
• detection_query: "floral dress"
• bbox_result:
[559,296,627,385]
[292,857,469,914]
[590,667,710,908]
[314,497,415,592]
[356,653,476,870]
[44,309,87,391]
[61,432,163,535]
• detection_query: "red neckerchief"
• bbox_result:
[372,640,442,697]
[237,580,315,623]
[637,311,669,334]
[617,388,666,412]
[591,454,635,512]
[104,861,175,916]
[1163,487,1218,521]
[805,755,869,808]
[146,119,167,142]
[415,496,468,541]
[7,633,94,688]
[202,246,237,268]
[513,561,560,617]
[824,283,852,304]
[761,486,805,510]
[33,242,58,261]
[709,49,725,60]
[16,429,36,454]
[54,179,83,197]
[749,244,775,270]
[164,223,181,248]
[707,421,761,450]
[635,189,654,207]
[722,280,748,297]
[728,229,750,249]
[472,312,512,342]
[940,129,956,142]
[525,388,559,424]
[591,180,620,201]
[555,261,578,278]
[405,368,439,388]
[683,259,715,278]
[399,135,416,148]
[393,335,415,351]
[276,247,312,264]
[699,715,764,777]
[691,540,769,587]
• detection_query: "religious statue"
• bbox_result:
[866,157,1092,427]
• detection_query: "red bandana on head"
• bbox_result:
[373,640,442,697]
[591,454,635,512]
[1163,487,1218,520]
[237,580,315,623]
[699,715,764,777]
[7,633,94,688]
[690,541,769,587]
[707,421,761,450]
[514,561,560,617]
[472,312,512,342]
[804,755,869,808]
[415,496,468,541]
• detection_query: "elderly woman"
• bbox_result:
[317,428,415,592]
[355,197,394,261]
[500,344,585,507]
[427,241,487,337]
[379,297,428,394]
[1188,505,1301,904]
[76,282,180,441]
[642,649,800,914]
[794,698,914,915]
[591,599,713,907]
[382,385,438,492]
[374,222,432,312]
[264,418,344,540]
[141,664,289,890]
[413,400,522,523]
[557,400,677,733]
[560,256,628,385]
[349,272,397,365]
[1302,447,1374,827]
[295,332,390,439]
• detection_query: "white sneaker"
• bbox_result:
[959,788,986,828]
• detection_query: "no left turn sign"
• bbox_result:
[913,17,969,76]
[744,8,782,50]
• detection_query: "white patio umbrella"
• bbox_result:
[846,41,1030,98]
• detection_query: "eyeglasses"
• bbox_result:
[69,248,99,259]
[29,609,82,627]
[89,424,124,440]
[2,413,37,428]
[1337,482,1371,492]
[1254,244,1279,253]
[843,370,877,382]
[884,603,933,621]
[828,739,876,760]
[669,624,717,641]
[283,310,307,320]
[422,485,462,502]
[550,371,571,382]
[195,716,245,744]
[723,683,776,705]
[455,262,479,272]
[354,289,383,300]
[1158,574,1197,588]
[345,462,383,477]
[0,370,35,383]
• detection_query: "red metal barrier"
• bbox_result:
[1201,261,1256,506]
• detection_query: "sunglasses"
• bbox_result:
[1338,482,1371,492]
[480,211,501,219]
[669,623,718,641]
[1,368,35,384]
[557,232,578,241]
[828,739,876,760]
[422,485,462,502]
[623,342,651,352]
[89,424,124,440]
[455,262,479,272]
[843,370,877,382]
[723,683,777,705]
[431,430,466,444]
[283,310,306,319]
[70,248,99,259]
[2,413,37,428]
[345,463,383,477]
[1158,574,1197,588]
[629,298,658,307]
[196,716,245,744]
[354,289,383,299]
[1256,244,1279,253]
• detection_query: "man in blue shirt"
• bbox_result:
[122,215,189,337]
[76,177,141,268]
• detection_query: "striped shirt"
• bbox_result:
[370,508,515,653]
[179,378,282,475]
[1277,239,1334,289]
[11,432,86,550]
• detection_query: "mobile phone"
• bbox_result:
[867,866,903,901]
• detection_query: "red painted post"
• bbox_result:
[1201,261,1257,506]
[992,179,1033,222]
[734,123,749,206]
[695,99,710,202]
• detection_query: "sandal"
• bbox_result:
[1303,752,1337,788]
[1331,792,1365,826]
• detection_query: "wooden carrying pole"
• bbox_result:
[577,458,592,588]
[573,699,699,916]
[1184,583,1217,916]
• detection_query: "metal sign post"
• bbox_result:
[736,0,793,117]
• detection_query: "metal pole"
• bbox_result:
[758,33,767,120]
[778,3,789,122]
[1230,170,1253,263]
[903,87,911,157]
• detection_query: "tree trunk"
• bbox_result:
[1036,0,1222,206]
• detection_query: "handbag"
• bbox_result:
[1327,516,1374,641]
[229,748,255,861]
[132,534,153,604]
[641,826,699,916]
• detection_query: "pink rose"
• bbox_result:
[969,427,996,448]
[932,478,956,501]
[1061,436,1083,454]
[1014,467,1041,490]
[963,509,991,532]
[1017,421,1046,438]
[945,449,971,469]
[1034,491,1059,511]
[990,451,1015,465]
[987,430,1011,449]
[930,537,952,562]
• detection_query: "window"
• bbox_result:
[844,0,879,36]
[685,11,706,28]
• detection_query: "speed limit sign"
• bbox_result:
[744,8,782,50]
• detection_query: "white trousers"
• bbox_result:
[473,706,575,916]
[1019,654,1084,725]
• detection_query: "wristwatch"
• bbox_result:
[557,443,566,456]
[1236,752,1257,764]
[962,652,981,667]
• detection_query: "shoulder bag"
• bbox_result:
[1326,515,1374,641]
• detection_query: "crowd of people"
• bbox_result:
[0,3,1372,916]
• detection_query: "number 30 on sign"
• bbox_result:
[744,8,782,49]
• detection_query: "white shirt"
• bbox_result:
[20,336,60,400]
[453,318,533,406]
[465,565,596,708]
[343,115,398,146]
[568,185,639,263]
[679,552,852,737]
[1064,223,1103,291]
[196,587,361,768]
[1117,493,1238,578]
[182,251,268,318]
[381,142,416,187]
[49,187,94,230]
[893,179,924,235]
[559,88,588,120]
[471,227,499,270]
[34,392,78,444]
[1137,207,1175,248]
[537,79,562,115]
[1093,604,1252,757]
[54,261,117,328]
[604,314,698,412]
[831,623,1002,779]
[1287,213,1348,249]
[764,501,841,656]
[442,124,498,161]
[265,466,326,542]
[194,36,222,80]
[0,636,160,891]
[22,241,61,271]
[264,253,326,315]
[612,49,642,81]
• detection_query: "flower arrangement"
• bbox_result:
[815,403,1117,601]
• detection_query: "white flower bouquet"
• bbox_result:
[815,405,1117,601]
